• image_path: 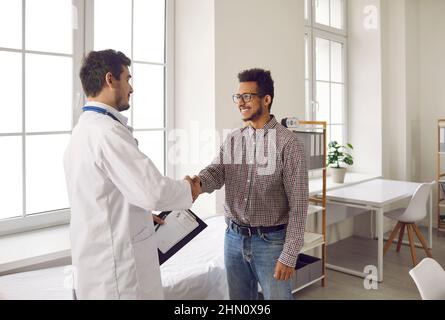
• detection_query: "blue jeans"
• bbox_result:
[224,226,293,300]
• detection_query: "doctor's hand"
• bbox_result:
[191,176,201,189]
[184,176,202,202]
[274,261,295,282]
[152,214,165,225]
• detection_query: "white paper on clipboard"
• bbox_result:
[156,210,199,254]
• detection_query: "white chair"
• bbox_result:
[409,258,445,300]
[383,182,434,267]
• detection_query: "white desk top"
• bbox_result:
[309,172,380,196]
[325,179,421,207]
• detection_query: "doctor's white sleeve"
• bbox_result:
[98,124,193,211]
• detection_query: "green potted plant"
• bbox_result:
[327,141,354,183]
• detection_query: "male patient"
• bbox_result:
[193,68,308,300]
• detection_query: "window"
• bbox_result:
[0,0,170,235]
[305,0,347,146]
[92,0,168,174]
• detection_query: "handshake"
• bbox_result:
[184,175,202,202]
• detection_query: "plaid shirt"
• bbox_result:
[198,116,308,267]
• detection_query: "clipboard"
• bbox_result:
[154,209,207,265]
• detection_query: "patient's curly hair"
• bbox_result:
[238,68,275,111]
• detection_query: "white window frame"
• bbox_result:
[312,0,347,37]
[304,27,313,122]
[0,0,173,236]
[305,0,348,146]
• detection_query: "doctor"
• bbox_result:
[64,49,201,299]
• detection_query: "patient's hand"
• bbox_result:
[274,261,295,282]
[191,175,202,200]
[192,175,201,188]
[184,175,202,202]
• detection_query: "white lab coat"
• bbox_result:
[64,101,192,300]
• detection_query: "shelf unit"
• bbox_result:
[437,120,445,233]
[288,121,327,292]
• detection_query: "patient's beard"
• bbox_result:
[243,104,264,122]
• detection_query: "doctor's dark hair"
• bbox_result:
[237,68,274,111]
[80,49,131,97]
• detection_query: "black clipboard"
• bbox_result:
[154,209,207,265]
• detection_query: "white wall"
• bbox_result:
[377,0,444,228]
[379,0,444,190]
[419,0,445,184]
[381,0,407,180]
[380,0,421,182]
[419,0,445,227]
[405,0,421,182]
[348,0,383,176]
[174,0,216,216]
[379,0,443,228]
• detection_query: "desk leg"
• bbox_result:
[429,191,433,250]
[377,208,384,282]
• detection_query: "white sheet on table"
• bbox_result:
[160,215,228,300]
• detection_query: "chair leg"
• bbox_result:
[407,224,418,266]
[384,222,402,255]
[396,223,406,252]
[412,224,433,258]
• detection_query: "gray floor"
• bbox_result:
[293,227,445,300]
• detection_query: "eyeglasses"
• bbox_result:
[232,93,261,104]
